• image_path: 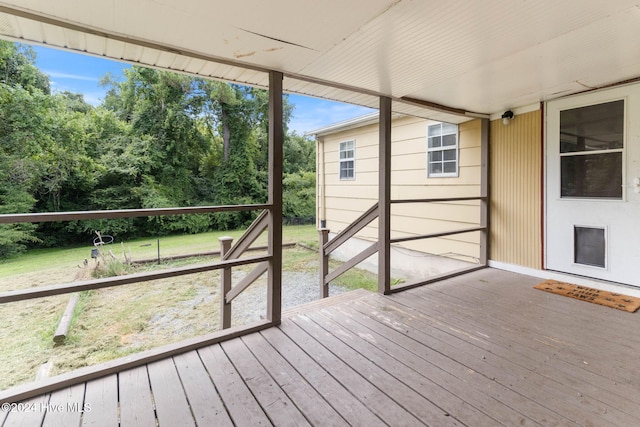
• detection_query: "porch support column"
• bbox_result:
[378,96,392,294]
[480,118,490,265]
[267,71,283,324]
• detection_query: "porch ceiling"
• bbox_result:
[1,1,640,123]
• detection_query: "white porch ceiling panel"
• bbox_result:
[1,0,640,123]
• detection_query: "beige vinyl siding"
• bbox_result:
[490,109,542,269]
[319,115,483,262]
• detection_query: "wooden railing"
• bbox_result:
[319,196,488,297]
[218,209,270,329]
[0,204,274,310]
[318,203,379,298]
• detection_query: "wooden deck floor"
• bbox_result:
[2,268,639,426]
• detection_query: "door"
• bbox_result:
[546,84,640,286]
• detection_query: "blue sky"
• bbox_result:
[32,45,373,135]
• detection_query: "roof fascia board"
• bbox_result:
[0,3,490,122]
[306,113,380,137]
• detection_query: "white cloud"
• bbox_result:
[43,70,101,82]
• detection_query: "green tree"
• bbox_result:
[0,41,50,94]
[283,171,316,219]
[101,66,217,233]
[0,41,52,256]
[0,40,318,256]
[284,133,315,175]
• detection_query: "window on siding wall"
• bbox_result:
[427,123,459,177]
[339,140,355,180]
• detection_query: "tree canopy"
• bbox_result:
[0,41,316,257]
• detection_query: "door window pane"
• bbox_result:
[561,152,622,198]
[559,100,623,199]
[560,100,624,152]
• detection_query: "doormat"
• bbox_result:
[534,280,640,313]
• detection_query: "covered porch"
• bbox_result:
[2,268,638,426]
[0,2,639,426]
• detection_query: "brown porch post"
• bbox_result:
[480,118,490,266]
[219,236,233,329]
[319,228,329,298]
[378,97,392,294]
[267,71,284,324]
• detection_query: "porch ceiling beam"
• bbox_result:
[399,96,489,119]
[287,73,489,119]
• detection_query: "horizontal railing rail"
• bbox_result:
[0,254,271,304]
[391,196,485,204]
[0,205,277,335]
[390,226,486,244]
[0,203,271,224]
[319,196,487,297]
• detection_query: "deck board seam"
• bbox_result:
[376,294,626,426]
[261,325,386,426]
[339,299,550,427]
[308,308,496,427]
[280,318,407,426]
[285,315,431,426]
[240,333,350,426]
[408,284,640,402]
[312,306,515,427]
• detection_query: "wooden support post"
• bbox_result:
[480,118,490,266]
[267,70,284,324]
[378,96,392,294]
[319,228,329,298]
[219,236,233,329]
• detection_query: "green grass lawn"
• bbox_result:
[0,225,318,284]
[0,224,383,391]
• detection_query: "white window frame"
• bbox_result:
[426,123,459,178]
[339,139,355,180]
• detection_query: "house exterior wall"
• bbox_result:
[317,115,483,263]
[489,109,543,269]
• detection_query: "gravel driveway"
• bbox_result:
[230,270,349,325]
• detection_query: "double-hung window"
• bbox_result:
[427,123,458,177]
[339,140,355,180]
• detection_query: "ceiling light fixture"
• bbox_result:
[501,110,515,125]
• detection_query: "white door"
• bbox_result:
[546,84,640,287]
